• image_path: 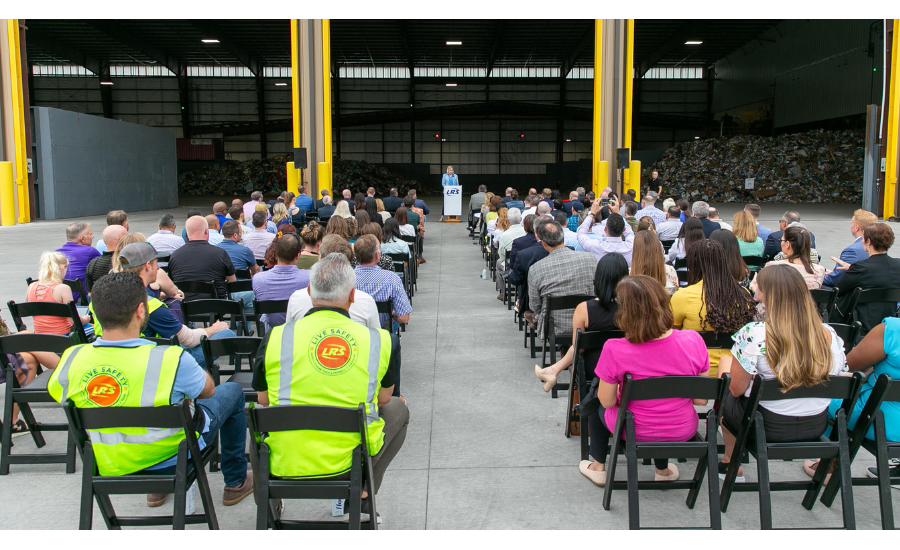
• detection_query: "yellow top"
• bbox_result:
[670,280,732,376]
[486,212,499,222]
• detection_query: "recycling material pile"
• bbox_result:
[651,129,865,203]
[179,154,420,197]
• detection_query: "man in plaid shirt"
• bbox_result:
[527,218,597,338]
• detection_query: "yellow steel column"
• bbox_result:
[0,162,14,226]
[319,18,333,196]
[886,19,900,220]
[592,19,603,196]
[623,19,635,193]
[5,19,28,223]
[288,20,302,193]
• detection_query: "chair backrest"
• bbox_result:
[619,373,728,404]
[252,299,290,335]
[810,288,837,321]
[0,333,77,373]
[661,239,675,254]
[227,279,253,295]
[235,268,253,280]
[256,259,267,267]
[64,279,89,306]
[399,235,416,245]
[201,335,262,382]
[7,299,89,343]
[573,328,626,353]
[843,375,900,458]
[754,372,862,402]
[143,335,180,346]
[826,321,861,354]
[386,252,407,264]
[742,256,767,271]
[250,403,366,436]
[698,330,734,350]
[544,295,594,337]
[674,257,687,270]
[849,287,900,308]
[173,280,219,300]
[181,298,244,318]
[156,251,171,264]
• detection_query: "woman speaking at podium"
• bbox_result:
[440,165,458,222]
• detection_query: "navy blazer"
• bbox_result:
[382,196,403,213]
[699,217,720,238]
[764,229,818,261]
[508,244,550,287]
[509,233,542,271]
[823,237,868,287]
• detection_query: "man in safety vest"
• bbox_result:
[49,272,253,508]
[251,253,409,512]
[95,241,235,370]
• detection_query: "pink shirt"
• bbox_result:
[595,329,710,442]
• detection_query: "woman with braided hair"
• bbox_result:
[670,239,756,376]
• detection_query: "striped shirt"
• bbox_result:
[353,265,412,328]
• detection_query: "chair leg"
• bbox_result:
[79,449,96,530]
[209,433,220,473]
[700,411,722,528]
[65,428,77,474]
[873,414,895,530]
[172,461,188,530]
[835,413,856,530]
[256,480,270,530]
[602,439,618,511]
[19,401,46,448]
[194,464,219,530]
[754,416,773,530]
[0,383,13,474]
[625,418,641,530]
[348,451,362,530]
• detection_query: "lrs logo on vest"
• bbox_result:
[80,366,130,407]
[309,328,359,376]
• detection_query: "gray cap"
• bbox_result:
[118,242,161,268]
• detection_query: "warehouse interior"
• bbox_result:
[9,18,894,215]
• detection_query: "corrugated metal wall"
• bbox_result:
[713,19,882,128]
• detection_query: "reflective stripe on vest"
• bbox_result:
[263,311,392,478]
[90,297,165,338]
[47,343,186,476]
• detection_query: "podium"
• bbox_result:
[443,185,462,223]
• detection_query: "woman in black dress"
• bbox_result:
[534,253,629,391]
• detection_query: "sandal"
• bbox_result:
[11,419,30,438]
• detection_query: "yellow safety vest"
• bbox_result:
[48,343,187,476]
[89,297,165,338]
[263,310,391,478]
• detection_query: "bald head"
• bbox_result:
[102,225,128,250]
[186,216,210,241]
[343,189,352,199]
[213,201,227,214]
[205,214,220,231]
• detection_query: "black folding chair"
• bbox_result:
[65,399,218,530]
[374,299,402,336]
[826,321,862,355]
[7,299,91,344]
[252,299,290,337]
[814,374,900,529]
[742,256,767,280]
[256,259,268,268]
[601,374,729,530]
[388,255,412,301]
[674,257,689,287]
[399,235,418,292]
[661,240,675,254]
[811,288,837,323]
[567,329,625,457]
[248,403,377,530]
[173,280,220,300]
[719,373,864,529]
[540,295,594,396]
[234,269,253,280]
[201,335,263,393]
[0,333,78,475]
[843,287,900,333]
[181,299,251,337]
[144,335,180,347]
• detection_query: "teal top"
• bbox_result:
[737,237,764,257]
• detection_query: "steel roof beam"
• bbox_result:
[485,21,507,77]
[638,20,712,76]
[84,20,182,75]
[397,20,415,77]
[26,29,104,75]
[188,20,263,76]
[560,26,593,78]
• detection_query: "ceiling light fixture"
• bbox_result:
[201,39,220,44]
[565,139,571,142]
[100,81,114,85]
[695,136,700,139]
[446,41,462,46]
[446,83,457,87]
[274,82,288,86]
[685,40,703,45]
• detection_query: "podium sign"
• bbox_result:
[443,185,462,216]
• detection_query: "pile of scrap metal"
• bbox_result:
[646,129,865,203]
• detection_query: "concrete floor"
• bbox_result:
[1,200,898,529]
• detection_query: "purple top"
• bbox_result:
[251,265,311,327]
[56,241,102,300]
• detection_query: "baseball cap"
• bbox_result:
[118,242,162,268]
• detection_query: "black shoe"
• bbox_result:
[11,420,29,439]
[866,462,900,484]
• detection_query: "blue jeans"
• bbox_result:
[187,329,237,370]
[197,382,248,487]
[231,290,255,312]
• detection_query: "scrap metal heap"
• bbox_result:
[178,155,419,197]
[650,129,865,203]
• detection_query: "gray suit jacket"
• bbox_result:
[528,247,598,337]
[469,192,486,211]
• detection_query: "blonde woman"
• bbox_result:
[733,211,764,257]
[26,251,91,334]
[478,192,495,229]
[111,233,183,301]
[272,202,291,230]
[334,200,352,219]
[717,264,846,481]
[375,198,391,223]
[491,206,510,245]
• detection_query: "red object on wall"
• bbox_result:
[176,138,225,160]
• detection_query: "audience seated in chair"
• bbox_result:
[578,275,711,486]
[577,199,635,265]
[834,223,900,332]
[709,229,751,289]
[253,231,308,330]
[732,211,764,258]
[168,216,238,304]
[754,226,825,292]
[716,264,847,482]
[55,222,101,302]
[667,217,704,264]
[27,252,92,335]
[630,231,678,295]
[85,225,128,295]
